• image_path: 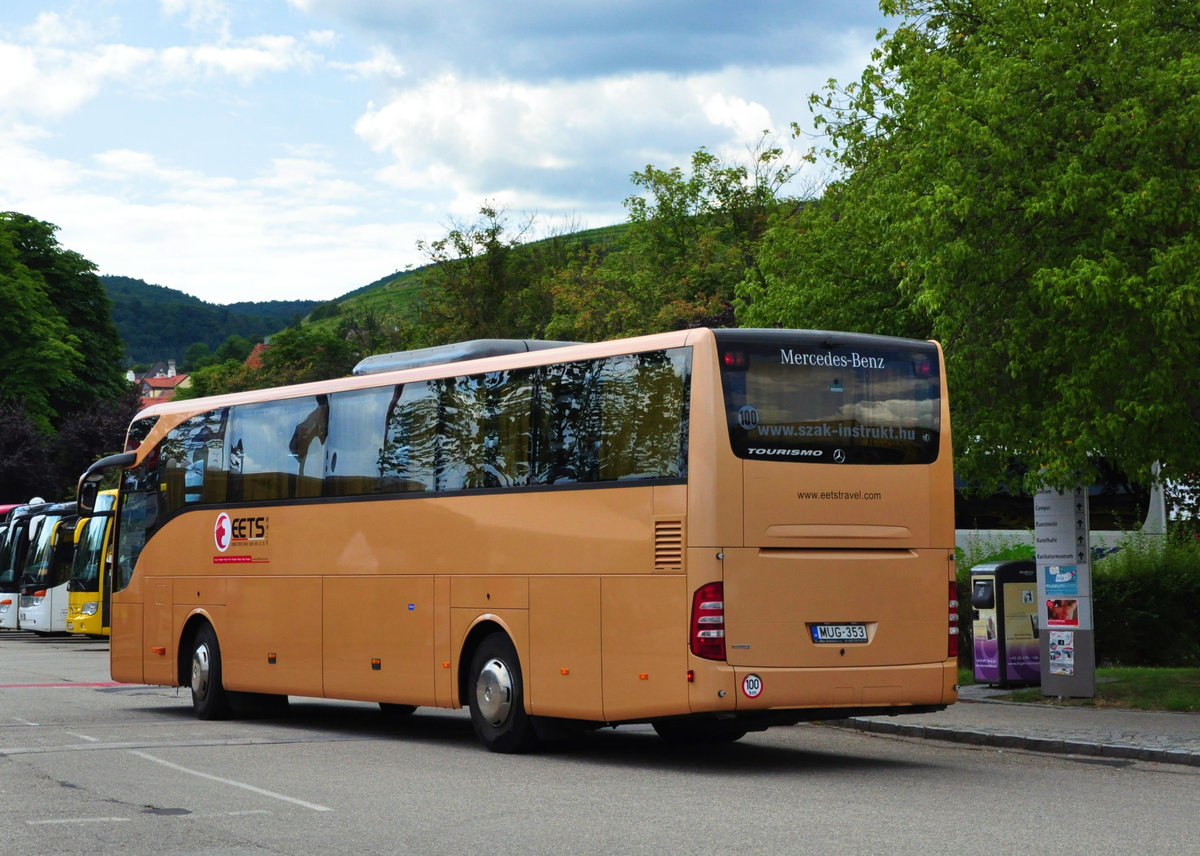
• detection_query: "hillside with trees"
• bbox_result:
[101,275,320,366]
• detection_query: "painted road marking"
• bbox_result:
[27,817,130,826]
[130,751,333,812]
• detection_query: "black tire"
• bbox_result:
[190,623,232,720]
[467,633,538,753]
[652,718,747,745]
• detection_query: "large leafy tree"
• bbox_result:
[0,401,53,502]
[0,213,131,498]
[743,0,1200,491]
[1,213,126,422]
[0,217,82,429]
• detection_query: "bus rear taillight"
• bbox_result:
[948,583,959,658]
[690,582,726,661]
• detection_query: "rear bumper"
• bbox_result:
[687,658,958,715]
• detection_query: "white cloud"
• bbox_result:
[160,0,232,39]
[20,11,97,46]
[0,42,157,118]
[353,62,856,221]
[159,36,319,82]
[330,45,404,81]
[701,93,774,140]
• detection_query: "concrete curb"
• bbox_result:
[828,717,1200,767]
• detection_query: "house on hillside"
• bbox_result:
[131,359,191,408]
[245,342,271,369]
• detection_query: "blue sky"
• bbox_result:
[0,1,887,304]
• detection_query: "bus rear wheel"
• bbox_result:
[190,623,232,720]
[467,633,538,753]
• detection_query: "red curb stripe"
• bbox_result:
[0,682,125,688]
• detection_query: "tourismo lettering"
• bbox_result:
[747,448,824,457]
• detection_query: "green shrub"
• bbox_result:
[1093,533,1200,667]
[955,531,1035,575]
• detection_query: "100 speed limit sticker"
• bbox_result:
[742,674,763,698]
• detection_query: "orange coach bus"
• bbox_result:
[78,328,958,752]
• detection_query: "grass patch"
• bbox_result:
[1000,667,1200,712]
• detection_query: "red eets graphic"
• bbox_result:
[214,512,231,552]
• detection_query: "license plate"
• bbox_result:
[810,623,868,643]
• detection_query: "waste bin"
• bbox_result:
[970,561,1039,687]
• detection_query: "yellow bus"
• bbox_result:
[66,490,117,637]
[79,329,958,751]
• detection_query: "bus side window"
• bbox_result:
[482,368,534,489]
[381,381,438,493]
[228,398,325,501]
[597,350,690,482]
[326,386,394,496]
[537,360,601,485]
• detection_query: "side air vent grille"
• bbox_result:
[654,519,684,572]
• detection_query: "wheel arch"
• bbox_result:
[177,609,218,688]
[457,616,520,708]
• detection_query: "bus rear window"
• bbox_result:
[717,331,942,465]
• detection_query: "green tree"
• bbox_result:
[180,359,260,399]
[614,137,799,334]
[0,215,85,428]
[182,342,216,372]
[0,212,132,496]
[0,213,126,422]
[336,306,418,360]
[214,334,255,364]
[257,325,354,385]
[415,205,548,343]
[0,400,53,502]
[738,180,930,340]
[55,385,142,496]
[745,0,1200,491]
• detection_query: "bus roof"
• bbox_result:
[129,328,705,424]
[352,339,580,376]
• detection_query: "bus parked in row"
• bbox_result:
[0,500,52,631]
[78,328,959,751]
[18,501,80,635]
[65,491,118,637]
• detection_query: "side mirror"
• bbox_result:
[78,481,99,515]
[77,451,137,513]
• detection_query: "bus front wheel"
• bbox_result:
[190,623,232,720]
[467,633,538,753]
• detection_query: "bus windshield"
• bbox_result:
[21,515,54,588]
[716,330,942,465]
[0,530,18,588]
[69,514,110,592]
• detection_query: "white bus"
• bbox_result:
[18,502,80,634]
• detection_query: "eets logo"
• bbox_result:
[213,513,269,553]
[214,513,232,553]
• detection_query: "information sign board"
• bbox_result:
[1034,485,1095,697]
